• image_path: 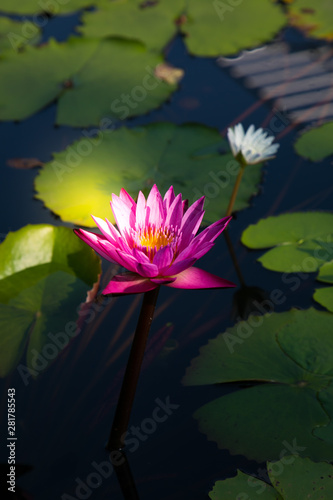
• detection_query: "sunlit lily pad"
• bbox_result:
[0,225,100,377]
[0,37,179,126]
[181,0,286,57]
[34,123,263,227]
[0,0,100,15]
[78,0,185,52]
[294,122,333,161]
[0,17,41,53]
[288,0,333,40]
[241,212,333,273]
[209,470,282,500]
[183,308,333,462]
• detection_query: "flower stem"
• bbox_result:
[107,286,160,451]
[226,164,245,217]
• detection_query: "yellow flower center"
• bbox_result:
[139,226,174,251]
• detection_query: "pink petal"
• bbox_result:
[135,191,147,228]
[119,188,136,210]
[91,215,119,244]
[74,229,117,263]
[165,193,183,229]
[178,196,205,250]
[102,273,157,295]
[146,184,164,227]
[175,241,214,262]
[160,257,196,277]
[150,277,176,284]
[165,267,236,289]
[182,199,189,214]
[111,194,136,237]
[136,261,159,278]
[194,216,232,246]
[163,186,175,211]
[153,246,174,269]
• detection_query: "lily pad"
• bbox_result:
[181,0,286,57]
[209,470,282,500]
[313,261,333,312]
[294,122,333,161]
[241,212,333,273]
[0,17,41,53]
[0,225,101,377]
[209,457,333,500]
[0,0,100,15]
[0,37,179,126]
[268,456,333,499]
[34,123,263,227]
[78,0,185,52]
[183,308,333,462]
[288,0,333,40]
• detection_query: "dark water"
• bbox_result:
[1,11,333,500]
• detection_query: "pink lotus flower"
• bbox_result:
[74,185,235,295]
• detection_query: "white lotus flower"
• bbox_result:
[227,123,279,165]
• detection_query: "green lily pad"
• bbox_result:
[0,17,41,54]
[314,382,333,444]
[241,212,333,273]
[209,470,282,500]
[0,225,101,377]
[268,456,333,499]
[35,122,263,227]
[0,0,100,15]
[288,0,333,40]
[183,308,333,462]
[181,0,286,57]
[313,261,333,312]
[313,287,333,313]
[294,122,333,161]
[0,37,179,126]
[78,0,185,52]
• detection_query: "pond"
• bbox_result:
[1,1,333,499]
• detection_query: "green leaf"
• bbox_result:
[0,17,41,54]
[268,456,333,499]
[314,382,333,444]
[184,308,333,462]
[241,212,333,273]
[34,123,263,227]
[0,37,179,126]
[181,0,286,57]
[294,122,333,161]
[313,262,333,312]
[209,470,282,500]
[0,225,101,377]
[0,0,100,15]
[313,287,333,313]
[288,0,333,40]
[78,0,185,52]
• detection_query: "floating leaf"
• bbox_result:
[241,212,333,273]
[78,0,185,52]
[209,470,282,500]
[209,457,333,500]
[0,225,101,377]
[288,0,333,40]
[34,123,263,227]
[183,308,333,462]
[0,0,100,15]
[314,382,333,444]
[268,456,333,499]
[294,122,333,161]
[0,37,179,126]
[0,17,41,53]
[181,0,286,57]
[313,261,333,312]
